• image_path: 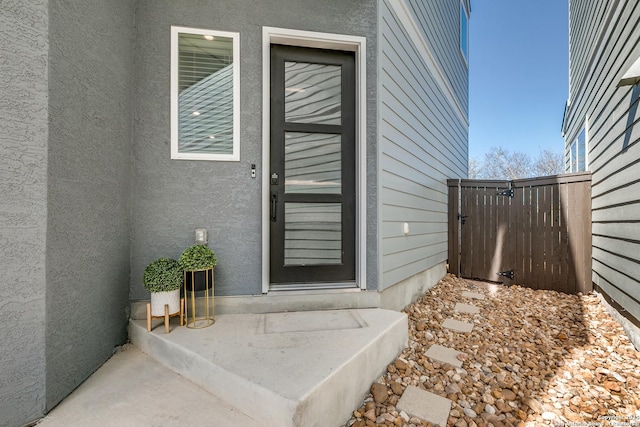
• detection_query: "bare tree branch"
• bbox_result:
[472,146,564,180]
[532,148,564,177]
[468,157,482,179]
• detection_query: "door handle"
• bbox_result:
[271,193,277,222]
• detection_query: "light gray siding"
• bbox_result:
[378,0,468,290]
[565,0,640,327]
[405,0,468,112]
[46,0,134,410]
[568,0,610,102]
[0,1,49,425]
[130,0,378,299]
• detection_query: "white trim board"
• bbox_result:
[261,27,368,293]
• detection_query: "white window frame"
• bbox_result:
[460,1,469,65]
[261,27,367,293]
[170,26,240,161]
[569,117,588,173]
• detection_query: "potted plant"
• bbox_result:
[179,244,217,292]
[143,258,183,317]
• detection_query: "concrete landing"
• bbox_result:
[129,308,408,427]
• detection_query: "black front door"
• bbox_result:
[270,45,356,286]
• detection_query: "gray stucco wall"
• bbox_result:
[0,1,49,425]
[45,0,134,410]
[130,0,378,299]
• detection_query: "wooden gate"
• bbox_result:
[448,173,592,294]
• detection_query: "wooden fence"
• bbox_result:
[448,173,592,294]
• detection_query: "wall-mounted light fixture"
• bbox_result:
[195,228,208,245]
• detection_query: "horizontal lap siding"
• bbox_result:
[566,0,640,322]
[569,0,608,102]
[593,259,640,321]
[406,1,468,110]
[379,0,468,289]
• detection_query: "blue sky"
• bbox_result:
[468,0,569,160]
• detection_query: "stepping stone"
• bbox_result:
[442,318,474,333]
[397,385,451,427]
[462,291,485,300]
[454,303,480,314]
[425,344,466,368]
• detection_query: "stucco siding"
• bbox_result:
[130,0,378,299]
[566,0,640,330]
[0,1,49,425]
[46,0,134,410]
[378,0,468,290]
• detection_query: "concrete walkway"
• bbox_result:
[37,345,261,427]
[398,284,486,427]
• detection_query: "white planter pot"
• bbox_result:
[150,289,180,316]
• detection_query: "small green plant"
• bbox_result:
[143,258,183,293]
[179,244,217,271]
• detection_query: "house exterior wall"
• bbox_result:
[45,0,134,410]
[0,0,475,424]
[565,0,640,344]
[0,1,49,425]
[378,0,469,290]
[130,0,378,300]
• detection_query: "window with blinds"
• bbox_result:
[171,27,240,161]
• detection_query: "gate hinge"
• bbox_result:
[497,269,514,280]
[497,188,514,198]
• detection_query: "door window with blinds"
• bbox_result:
[171,27,240,161]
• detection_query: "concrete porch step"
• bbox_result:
[129,308,408,427]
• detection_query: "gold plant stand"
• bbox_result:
[184,267,215,329]
[146,299,184,334]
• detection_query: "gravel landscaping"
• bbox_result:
[346,274,640,427]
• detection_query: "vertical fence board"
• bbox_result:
[513,187,523,286]
[573,181,585,293]
[575,180,592,293]
[530,186,539,289]
[550,185,561,291]
[460,186,471,278]
[447,180,460,276]
[583,181,593,294]
[558,182,570,293]
[476,188,485,279]
[541,185,551,290]
[502,186,514,286]
[523,186,532,286]
[566,182,578,293]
